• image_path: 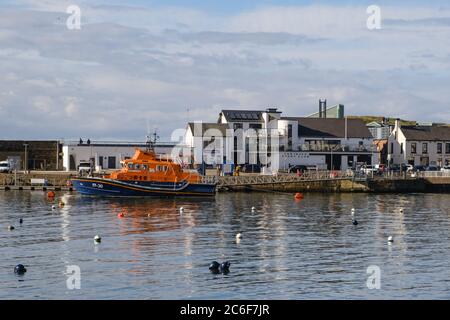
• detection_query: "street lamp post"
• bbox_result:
[23,143,29,173]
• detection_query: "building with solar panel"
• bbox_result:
[184,105,378,173]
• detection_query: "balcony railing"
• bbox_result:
[297,144,376,153]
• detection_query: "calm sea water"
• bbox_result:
[0,191,450,300]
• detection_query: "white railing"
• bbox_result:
[418,171,450,178]
[208,170,355,187]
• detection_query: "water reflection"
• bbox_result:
[1,191,450,299]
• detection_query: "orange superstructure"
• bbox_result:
[105,148,202,184]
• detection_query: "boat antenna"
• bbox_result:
[146,129,159,152]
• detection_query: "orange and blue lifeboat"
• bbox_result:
[71,148,216,197]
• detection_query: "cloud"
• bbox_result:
[0,3,449,140]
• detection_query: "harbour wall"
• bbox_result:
[1,172,449,193]
[221,178,450,193]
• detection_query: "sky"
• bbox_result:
[0,0,449,141]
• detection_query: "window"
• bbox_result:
[400,143,403,154]
[156,165,161,171]
[249,123,262,130]
[142,165,148,170]
[446,143,450,154]
[422,143,428,154]
[134,164,140,170]
[390,143,394,154]
[411,143,416,154]
[287,124,293,151]
[127,163,133,169]
[437,143,443,154]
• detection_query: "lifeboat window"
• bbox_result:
[163,166,168,172]
[135,164,140,170]
[127,163,133,169]
[156,165,162,171]
[143,165,148,170]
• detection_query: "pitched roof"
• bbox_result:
[400,125,450,141]
[221,110,264,122]
[188,123,228,136]
[282,117,373,139]
[366,121,385,127]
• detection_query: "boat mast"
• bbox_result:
[146,129,159,152]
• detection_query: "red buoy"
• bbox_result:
[118,212,125,219]
[295,193,303,200]
[47,191,55,199]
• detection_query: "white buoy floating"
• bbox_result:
[94,235,102,243]
[51,205,56,210]
[388,236,394,244]
[399,208,404,213]
[251,207,256,212]
[351,208,355,216]
[236,233,242,244]
[7,225,15,231]
[179,207,184,214]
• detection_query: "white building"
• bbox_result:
[185,108,377,172]
[278,117,376,171]
[184,123,229,165]
[62,141,178,172]
[388,120,450,167]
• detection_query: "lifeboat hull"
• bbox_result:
[71,177,216,197]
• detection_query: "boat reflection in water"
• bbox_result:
[100,198,204,277]
[104,198,206,235]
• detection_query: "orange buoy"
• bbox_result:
[118,212,125,219]
[47,191,55,198]
[295,193,303,200]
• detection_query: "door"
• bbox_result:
[108,156,116,169]
[69,155,76,171]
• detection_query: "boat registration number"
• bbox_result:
[92,183,104,189]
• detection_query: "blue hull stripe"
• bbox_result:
[71,178,216,197]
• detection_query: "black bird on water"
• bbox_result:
[209,261,231,274]
[352,219,359,226]
[14,264,27,275]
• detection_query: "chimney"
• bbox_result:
[394,118,401,139]
[319,99,327,118]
